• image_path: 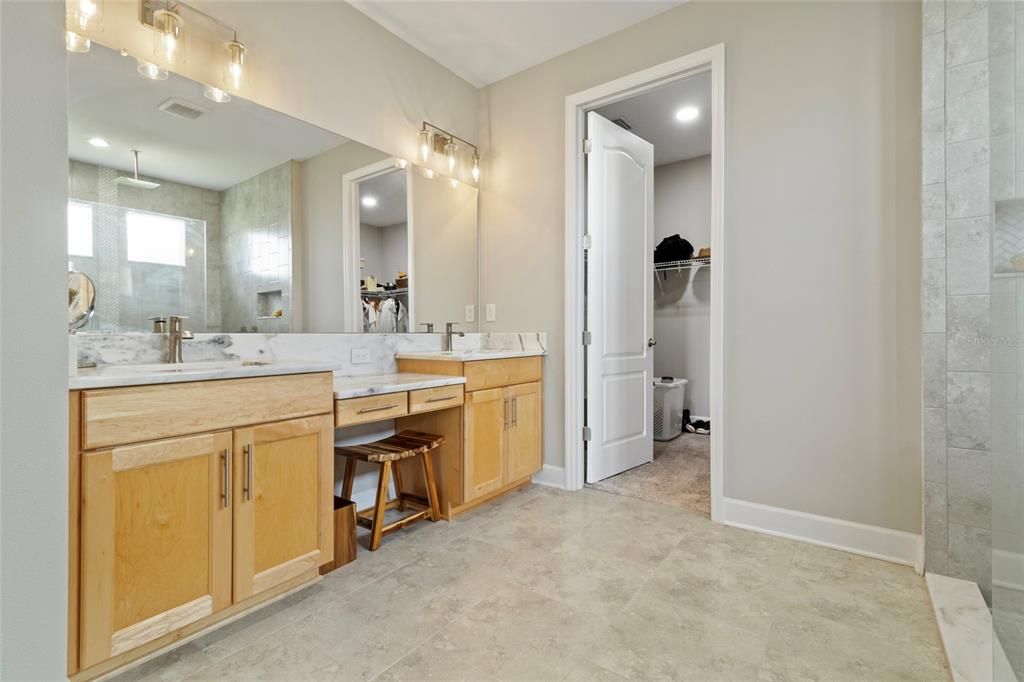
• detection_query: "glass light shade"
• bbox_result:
[419,130,431,163]
[224,40,246,89]
[444,139,457,173]
[153,9,184,64]
[471,154,480,182]
[395,158,408,169]
[136,58,169,81]
[422,168,436,179]
[66,31,91,53]
[68,0,102,32]
[449,178,459,188]
[204,86,231,103]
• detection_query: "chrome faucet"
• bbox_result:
[443,322,465,352]
[150,315,194,363]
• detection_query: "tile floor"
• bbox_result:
[113,486,950,682]
[588,433,710,516]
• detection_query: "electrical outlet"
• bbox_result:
[465,304,475,322]
[485,303,496,322]
[351,347,371,364]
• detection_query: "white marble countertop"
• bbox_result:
[396,350,546,361]
[69,359,342,390]
[333,372,466,399]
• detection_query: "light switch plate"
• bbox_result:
[351,348,371,364]
[485,304,496,322]
[465,304,475,322]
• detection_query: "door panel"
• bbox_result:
[464,387,506,501]
[79,431,232,668]
[586,111,655,483]
[233,415,332,601]
[507,382,543,482]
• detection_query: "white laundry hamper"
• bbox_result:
[653,377,688,441]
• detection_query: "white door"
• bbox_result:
[585,111,655,483]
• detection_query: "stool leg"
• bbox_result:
[421,450,441,522]
[370,461,391,551]
[341,457,356,500]
[392,462,406,511]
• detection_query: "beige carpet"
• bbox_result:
[588,432,710,516]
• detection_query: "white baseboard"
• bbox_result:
[720,496,922,567]
[531,464,566,489]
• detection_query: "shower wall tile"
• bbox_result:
[947,294,991,371]
[924,32,946,111]
[924,258,948,333]
[992,134,1015,201]
[992,370,1018,454]
[947,216,992,294]
[991,54,1014,137]
[946,59,989,143]
[924,183,947,258]
[948,371,992,450]
[946,0,988,67]
[947,138,991,219]
[991,0,1015,57]
[948,447,992,528]
[925,332,948,407]
[925,481,950,573]
[924,0,945,36]
[926,408,949,483]
[949,523,993,598]
[924,107,947,186]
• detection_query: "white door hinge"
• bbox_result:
[583,139,592,154]
[582,426,592,442]
[582,330,592,346]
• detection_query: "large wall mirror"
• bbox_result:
[67,43,478,333]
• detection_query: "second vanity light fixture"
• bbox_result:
[418,121,481,183]
[138,0,247,100]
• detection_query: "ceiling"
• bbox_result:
[360,169,408,227]
[349,0,684,87]
[67,44,347,191]
[595,71,711,166]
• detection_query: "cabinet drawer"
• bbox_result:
[464,357,542,392]
[81,373,333,450]
[335,392,409,427]
[409,385,465,414]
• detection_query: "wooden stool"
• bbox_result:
[335,430,444,551]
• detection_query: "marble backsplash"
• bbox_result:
[72,331,546,376]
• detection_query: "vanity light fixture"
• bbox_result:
[224,37,246,90]
[153,7,184,64]
[361,196,378,208]
[422,168,436,180]
[419,121,480,183]
[66,31,91,53]
[136,58,169,80]
[395,158,408,169]
[675,106,700,123]
[88,137,110,148]
[67,0,102,32]
[203,85,231,103]
[449,178,460,188]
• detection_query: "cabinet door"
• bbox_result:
[233,414,333,601]
[463,387,507,501]
[79,431,233,668]
[507,382,543,483]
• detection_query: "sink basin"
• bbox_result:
[101,360,272,374]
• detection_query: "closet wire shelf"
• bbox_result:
[361,287,408,297]
[653,256,711,273]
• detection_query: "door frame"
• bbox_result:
[341,158,415,332]
[563,44,726,521]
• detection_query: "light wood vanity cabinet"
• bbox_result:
[398,356,544,513]
[69,373,334,679]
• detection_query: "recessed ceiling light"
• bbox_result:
[204,86,231,104]
[361,196,378,208]
[675,106,700,123]
[88,137,109,148]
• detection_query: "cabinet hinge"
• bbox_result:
[582,330,592,346]
[582,426,592,442]
[583,139,592,154]
[582,234,592,251]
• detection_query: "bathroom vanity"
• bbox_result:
[66,349,543,680]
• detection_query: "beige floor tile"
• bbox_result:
[421,583,609,681]
[372,639,499,682]
[563,660,628,681]
[515,485,625,526]
[757,612,949,682]
[110,642,215,682]
[792,543,922,586]
[184,625,343,681]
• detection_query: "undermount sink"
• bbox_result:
[101,360,273,374]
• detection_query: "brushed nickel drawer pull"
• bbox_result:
[513,396,518,427]
[358,404,400,414]
[426,394,458,403]
[221,449,231,509]
[243,443,254,501]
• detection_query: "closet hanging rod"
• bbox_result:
[361,288,409,297]
[653,256,711,272]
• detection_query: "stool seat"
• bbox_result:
[334,431,445,463]
[335,430,445,550]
